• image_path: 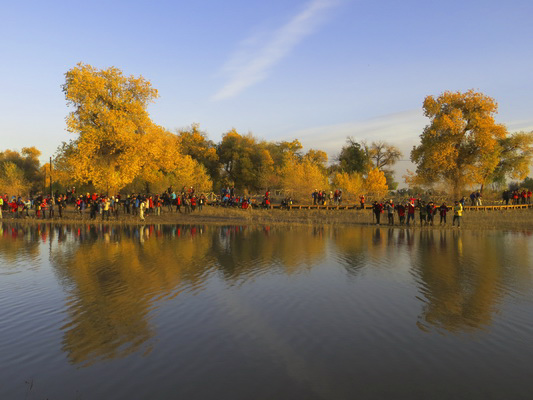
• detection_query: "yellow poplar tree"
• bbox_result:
[409,90,531,196]
[61,63,158,192]
[59,63,212,193]
[333,172,364,200]
[0,162,30,196]
[364,168,388,199]
[280,155,329,201]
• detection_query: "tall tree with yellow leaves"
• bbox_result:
[280,155,329,201]
[332,172,364,200]
[59,63,211,193]
[61,63,159,191]
[410,90,532,196]
[0,162,30,196]
[364,168,388,199]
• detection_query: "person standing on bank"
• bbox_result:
[453,200,463,227]
[406,200,415,226]
[373,201,383,225]
[439,202,448,225]
[385,200,394,225]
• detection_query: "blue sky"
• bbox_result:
[1,0,532,180]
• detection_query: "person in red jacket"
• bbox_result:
[406,201,415,226]
[396,203,406,225]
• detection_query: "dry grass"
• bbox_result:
[3,205,533,231]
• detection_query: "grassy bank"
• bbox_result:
[3,205,533,231]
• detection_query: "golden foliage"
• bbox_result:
[280,155,329,201]
[364,168,388,198]
[410,90,530,196]
[58,63,212,193]
[0,162,30,196]
[0,147,42,192]
[333,172,364,197]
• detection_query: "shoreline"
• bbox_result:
[2,206,533,231]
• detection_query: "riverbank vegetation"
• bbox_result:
[4,204,533,231]
[1,63,533,203]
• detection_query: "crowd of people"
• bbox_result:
[311,189,343,205]
[1,187,531,227]
[216,186,252,209]
[371,198,464,227]
[0,186,207,221]
[502,189,532,205]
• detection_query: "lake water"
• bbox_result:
[1,223,532,400]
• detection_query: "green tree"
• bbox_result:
[335,138,369,174]
[217,130,275,192]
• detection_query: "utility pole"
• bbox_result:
[50,156,52,198]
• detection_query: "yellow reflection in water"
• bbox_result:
[411,230,532,333]
[47,224,326,365]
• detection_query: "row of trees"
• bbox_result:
[2,64,532,200]
[177,124,395,199]
[50,63,394,200]
[0,147,50,196]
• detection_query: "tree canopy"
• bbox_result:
[8,64,531,203]
[57,63,211,193]
[0,147,42,194]
[409,90,533,195]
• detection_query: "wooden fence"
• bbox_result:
[261,204,533,211]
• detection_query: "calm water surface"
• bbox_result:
[1,223,532,399]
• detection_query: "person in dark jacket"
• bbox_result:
[373,201,383,225]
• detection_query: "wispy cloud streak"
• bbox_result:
[211,0,339,101]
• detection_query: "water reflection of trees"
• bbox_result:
[50,224,217,365]
[1,223,327,366]
[410,230,532,333]
[213,226,326,279]
[332,226,532,334]
[2,223,531,364]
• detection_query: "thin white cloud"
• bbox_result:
[288,109,427,156]
[504,119,533,133]
[211,0,339,101]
